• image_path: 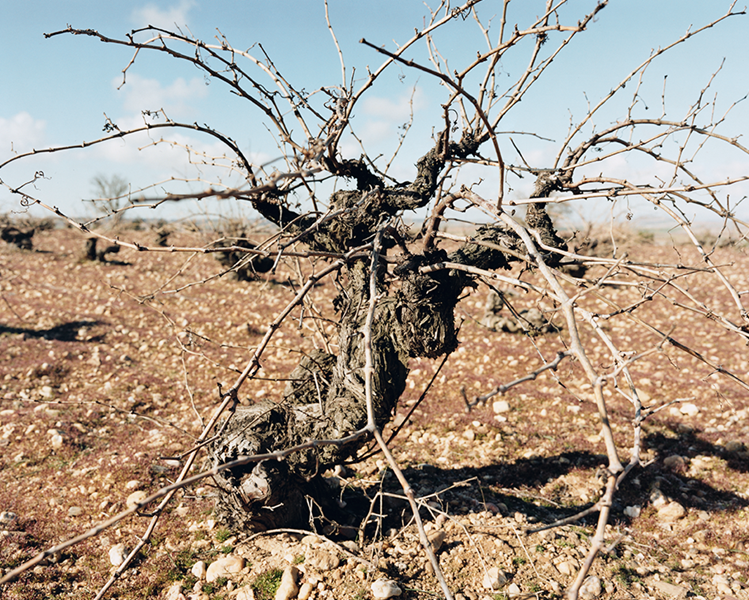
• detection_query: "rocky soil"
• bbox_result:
[0,228,747,600]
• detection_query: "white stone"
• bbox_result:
[657,501,686,522]
[493,400,510,413]
[164,582,187,600]
[301,534,322,546]
[126,490,148,510]
[297,582,314,600]
[624,505,641,518]
[109,543,128,567]
[680,403,699,416]
[235,586,255,600]
[507,583,521,597]
[372,579,402,599]
[274,565,299,600]
[482,566,507,590]
[50,433,64,450]
[125,480,141,490]
[67,506,82,517]
[579,576,602,600]
[651,580,687,598]
[556,559,578,576]
[206,555,245,582]
[191,560,206,580]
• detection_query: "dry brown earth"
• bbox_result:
[0,228,747,600]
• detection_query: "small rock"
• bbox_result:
[206,555,245,582]
[663,455,685,470]
[301,534,322,547]
[624,505,641,518]
[297,582,313,600]
[649,487,668,508]
[428,530,445,553]
[67,506,83,517]
[679,403,699,416]
[0,511,18,530]
[235,587,255,600]
[507,583,521,597]
[274,565,299,600]
[556,559,579,576]
[305,548,340,571]
[164,582,187,600]
[493,400,510,413]
[126,490,148,510]
[125,480,141,490]
[651,579,687,598]
[657,501,686,522]
[725,440,746,453]
[191,560,206,580]
[109,543,128,567]
[579,576,602,600]
[463,429,475,441]
[371,579,402,599]
[482,566,507,590]
[50,432,64,450]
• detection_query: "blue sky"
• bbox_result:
[1,1,747,226]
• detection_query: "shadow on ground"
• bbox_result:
[0,320,104,342]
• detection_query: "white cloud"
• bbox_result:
[0,112,47,161]
[131,0,195,29]
[116,74,209,118]
[357,88,427,145]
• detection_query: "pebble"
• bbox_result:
[507,583,521,597]
[274,565,299,600]
[649,488,668,508]
[206,555,245,582]
[624,505,641,518]
[298,582,314,600]
[482,566,507,590]
[49,430,64,450]
[125,480,141,490]
[679,403,699,416]
[428,529,445,553]
[493,400,510,414]
[725,440,746,453]
[191,560,206,580]
[305,548,340,571]
[556,559,579,576]
[235,586,255,600]
[164,582,186,600]
[371,579,402,599]
[67,506,83,517]
[651,579,687,598]
[109,543,128,567]
[126,490,148,510]
[657,501,686,522]
[663,455,686,470]
[301,534,322,547]
[0,511,18,530]
[579,576,602,600]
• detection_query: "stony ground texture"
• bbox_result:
[0,228,747,600]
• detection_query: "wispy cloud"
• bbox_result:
[116,74,209,118]
[131,0,195,29]
[0,112,47,161]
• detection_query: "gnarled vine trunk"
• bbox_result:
[211,139,565,531]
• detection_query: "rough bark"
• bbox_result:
[211,148,565,534]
